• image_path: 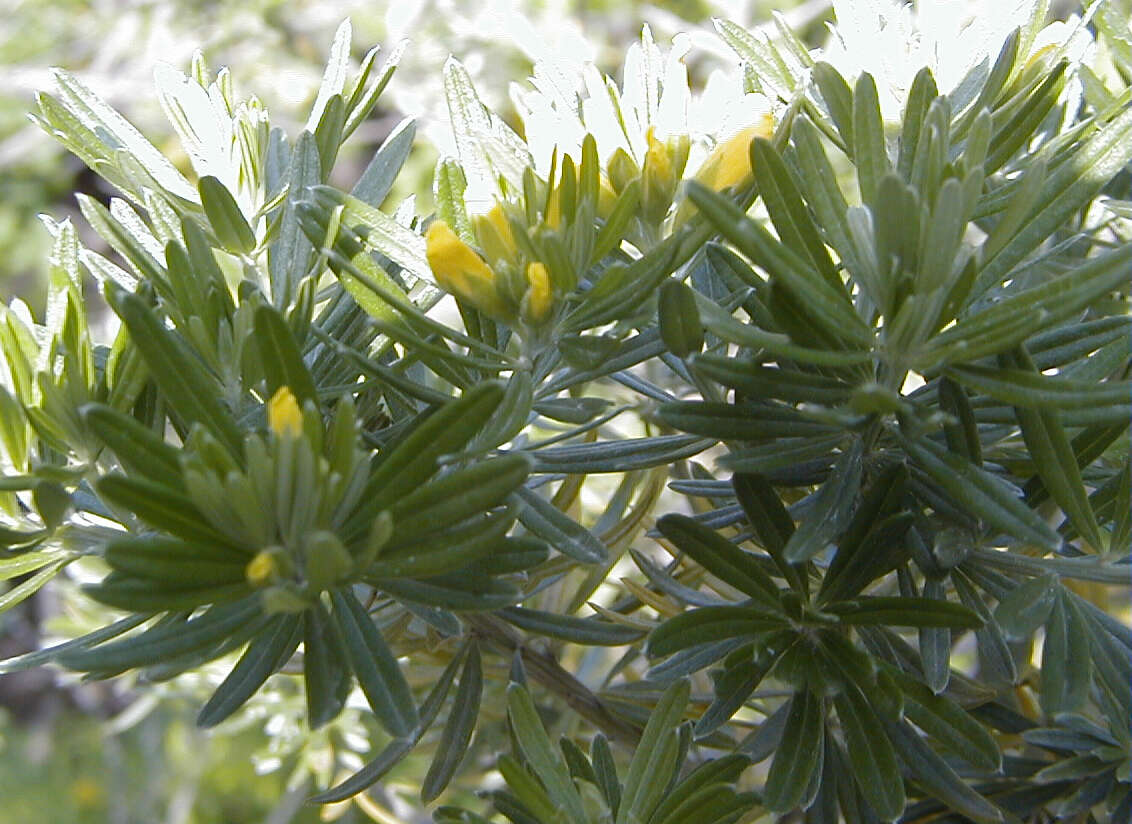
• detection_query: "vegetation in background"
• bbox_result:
[0,0,1129,821]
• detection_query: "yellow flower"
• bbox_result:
[523,262,553,324]
[71,777,104,808]
[245,549,279,587]
[425,220,508,318]
[267,386,302,438]
[674,114,775,226]
[695,115,775,192]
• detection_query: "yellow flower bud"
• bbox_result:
[548,162,618,226]
[597,175,618,220]
[607,148,640,193]
[425,220,508,318]
[524,262,553,324]
[267,386,302,438]
[645,126,673,188]
[246,548,280,587]
[674,114,775,226]
[643,126,679,223]
[547,184,565,229]
[696,118,773,192]
[475,202,519,264]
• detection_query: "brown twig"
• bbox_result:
[464,612,642,746]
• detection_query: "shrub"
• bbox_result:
[1,3,1129,822]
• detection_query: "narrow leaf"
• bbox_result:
[648,606,787,658]
[422,642,483,802]
[783,440,864,562]
[513,485,608,564]
[885,719,1003,823]
[57,597,261,672]
[656,513,780,607]
[899,430,1060,551]
[763,692,824,813]
[197,613,302,727]
[105,286,243,456]
[507,684,588,824]
[500,607,644,646]
[834,684,905,821]
[254,303,318,407]
[331,589,420,738]
[199,176,256,254]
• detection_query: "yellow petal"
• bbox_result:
[425,220,507,317]
[698,124,758,191]
[524,262,553,323]
[645,126,673,186]
[597,174,618,219]
[475,202,518,263]
[547,184,564,229]
[267,386,303,438]
[673,114,774,227]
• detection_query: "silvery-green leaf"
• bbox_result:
[421,642,483,803]
[975,102,1132,300]
[305,19,352,133]
[352,118,415,208]
[48,69,197,202]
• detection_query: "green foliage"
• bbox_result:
[0,2,1129,822]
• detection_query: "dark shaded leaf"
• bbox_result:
[783,439,864,562]
[763,692,824,813]
[422,641,483,802]
[828,596,983,629]
[57,597,261,672]
[658,279,704,358]
[885,719,1003,822]
[303,602,352,729]
[834,683,905,820]
[1040,591,1091,714]
[513,485,608,564]
[886,667,1002,770]
[528,434,715,474]
[648,606,786,658]
[377,574,521,611]
[331,589,419,738]
[197,613,302,727]
[389,454,529,542]
[993,573,1057,641]
[500,607,644,646]
[899,429,1060,550]
[348,382,504,533]
[657,513,780,607]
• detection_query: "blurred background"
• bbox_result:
[0,0,832,304]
